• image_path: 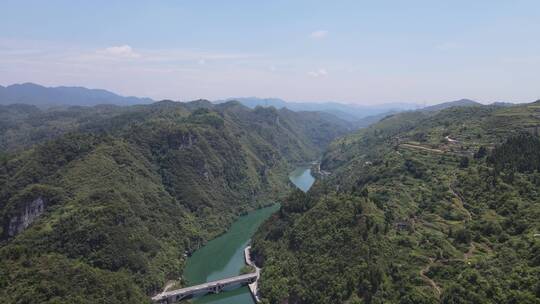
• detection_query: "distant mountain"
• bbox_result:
[222,97,288,109]
[218,97,497,128]
[216,97,420,122]
[421,98,482,112]
[0,83,153,107]
[490,101,515,107]
[352,110,401,128]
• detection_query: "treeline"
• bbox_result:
[488,132,540,173]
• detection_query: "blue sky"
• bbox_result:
[1,0,539,104]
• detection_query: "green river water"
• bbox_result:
[182,166,314,303]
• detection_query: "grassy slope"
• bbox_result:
[253,102,540,304]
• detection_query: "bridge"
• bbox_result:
[151,272,257,303]
[152,246,260,303]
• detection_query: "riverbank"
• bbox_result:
[160,166,315,304]
[181,205,279,304]
[244,246,260,302]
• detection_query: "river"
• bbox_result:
[288,165,316,193]
[182,166,314,303]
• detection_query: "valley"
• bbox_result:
[157,166,314,304]
[0,101,346,303]
[3,2,540,303]
[0,98,539,304]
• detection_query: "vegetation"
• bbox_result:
[240,265,256,275]
[253,102,540,303]
[0,100,350,303]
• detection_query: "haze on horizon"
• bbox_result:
[1,0,539,105]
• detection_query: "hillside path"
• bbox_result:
[400,143,445,154]
[420,258,442,298]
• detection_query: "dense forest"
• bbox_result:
[253,101,540,303]
[2,98,539,304]
[0,100,350,303]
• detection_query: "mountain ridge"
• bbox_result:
[217,97,421,122]
[0,83,153,107]
[421,98,482,112]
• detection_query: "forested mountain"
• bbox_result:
[0,103,134,152]
[252,101,540,303]
[421,99,482,112]
[0,83,153,107]
[0,100,350,303]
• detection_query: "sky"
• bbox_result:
[1,0,540,104]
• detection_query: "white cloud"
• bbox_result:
[310,30,328,39]
[0,39,276,100]
[308,68,328,77]
[98,45,141,58]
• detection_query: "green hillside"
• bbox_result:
[0,101,350,303]
[252,102,540,304]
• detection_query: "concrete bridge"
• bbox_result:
[151,272,257,303]
[152,246,260,303]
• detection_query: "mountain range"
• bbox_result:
[1,83,494,127]
[1,82,538,303]
[216,97,421,122]
[0,83,153,107]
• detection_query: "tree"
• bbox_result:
[474,146,487,159]
[459,157,470,168]
[454,228,471,244]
